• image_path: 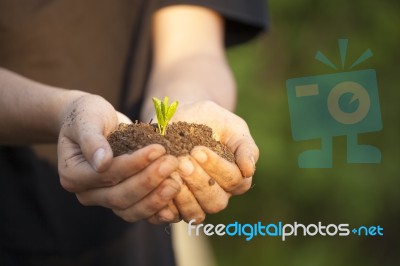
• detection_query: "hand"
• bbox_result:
[148,100,259,224]
[57,93,181,222]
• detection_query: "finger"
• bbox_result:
[232,139,259,178]
[178,156,230,214]
[230,176,253,195]
[190,146,244,191]
[58,130,113,174]
[148,202,181,224]
[59,141,167,192]
[219,116,259,178]
[168,172,205,223]
[174,187,206,224]
[76,155,178,208]
[113,178,180,222]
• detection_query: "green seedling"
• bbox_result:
[152,96,179,136]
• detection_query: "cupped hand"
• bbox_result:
[149,100,259,224]
[57,93,181,222]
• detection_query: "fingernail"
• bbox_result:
[161,186,178,198]
[148,148,165,161]
[179,158,194,176]
[193,150,207,164]
[159,160,176,176]
[93,148,106,171]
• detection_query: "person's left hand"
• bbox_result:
[148,100,259,224]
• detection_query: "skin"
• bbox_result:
[0,6,259,225]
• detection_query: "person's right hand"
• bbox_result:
[57,93,181,222]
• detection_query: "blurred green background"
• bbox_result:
[208,0,400,265]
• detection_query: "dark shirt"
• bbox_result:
[0,0,268,265]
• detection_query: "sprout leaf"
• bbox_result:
[152,96,179,135]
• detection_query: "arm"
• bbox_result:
[141,5,235,120]
[0,67,124,170]
[142,6,259,224]
[0,67,181,222]
[0,68,83,144]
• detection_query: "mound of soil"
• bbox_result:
[107,121,235,163]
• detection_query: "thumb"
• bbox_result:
[57,128,113,192]
[59,94,118,173]
[77,126,114,173]
[89,140,113,173]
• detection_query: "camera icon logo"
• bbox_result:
[286,39,382,168]
[327,81,370,125]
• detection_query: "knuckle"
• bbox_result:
[107,195,130,210]
[132,196,165,218]
[224,177,242,192]
[138,160,174,190]
[76,194,91,206]
[147,216,161,225]
[241,181,252,193]
[173,192,193,211]
[139,174,159,191]
[100,175,120,187]
[113,210,138,223]
[231,178,252,195]
[168,214,182,223]
[204,197,229,214]
[145,197,165,214]
[120,215,137,223]
[59,176,78,192]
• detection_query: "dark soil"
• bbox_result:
[107,121,235,163]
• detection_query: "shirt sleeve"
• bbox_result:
[158,0,269,46]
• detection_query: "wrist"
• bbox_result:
[55,89,90,131]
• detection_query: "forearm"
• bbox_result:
[141,5,236,121]
[141,53,236,121]
[0,68,86,144]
